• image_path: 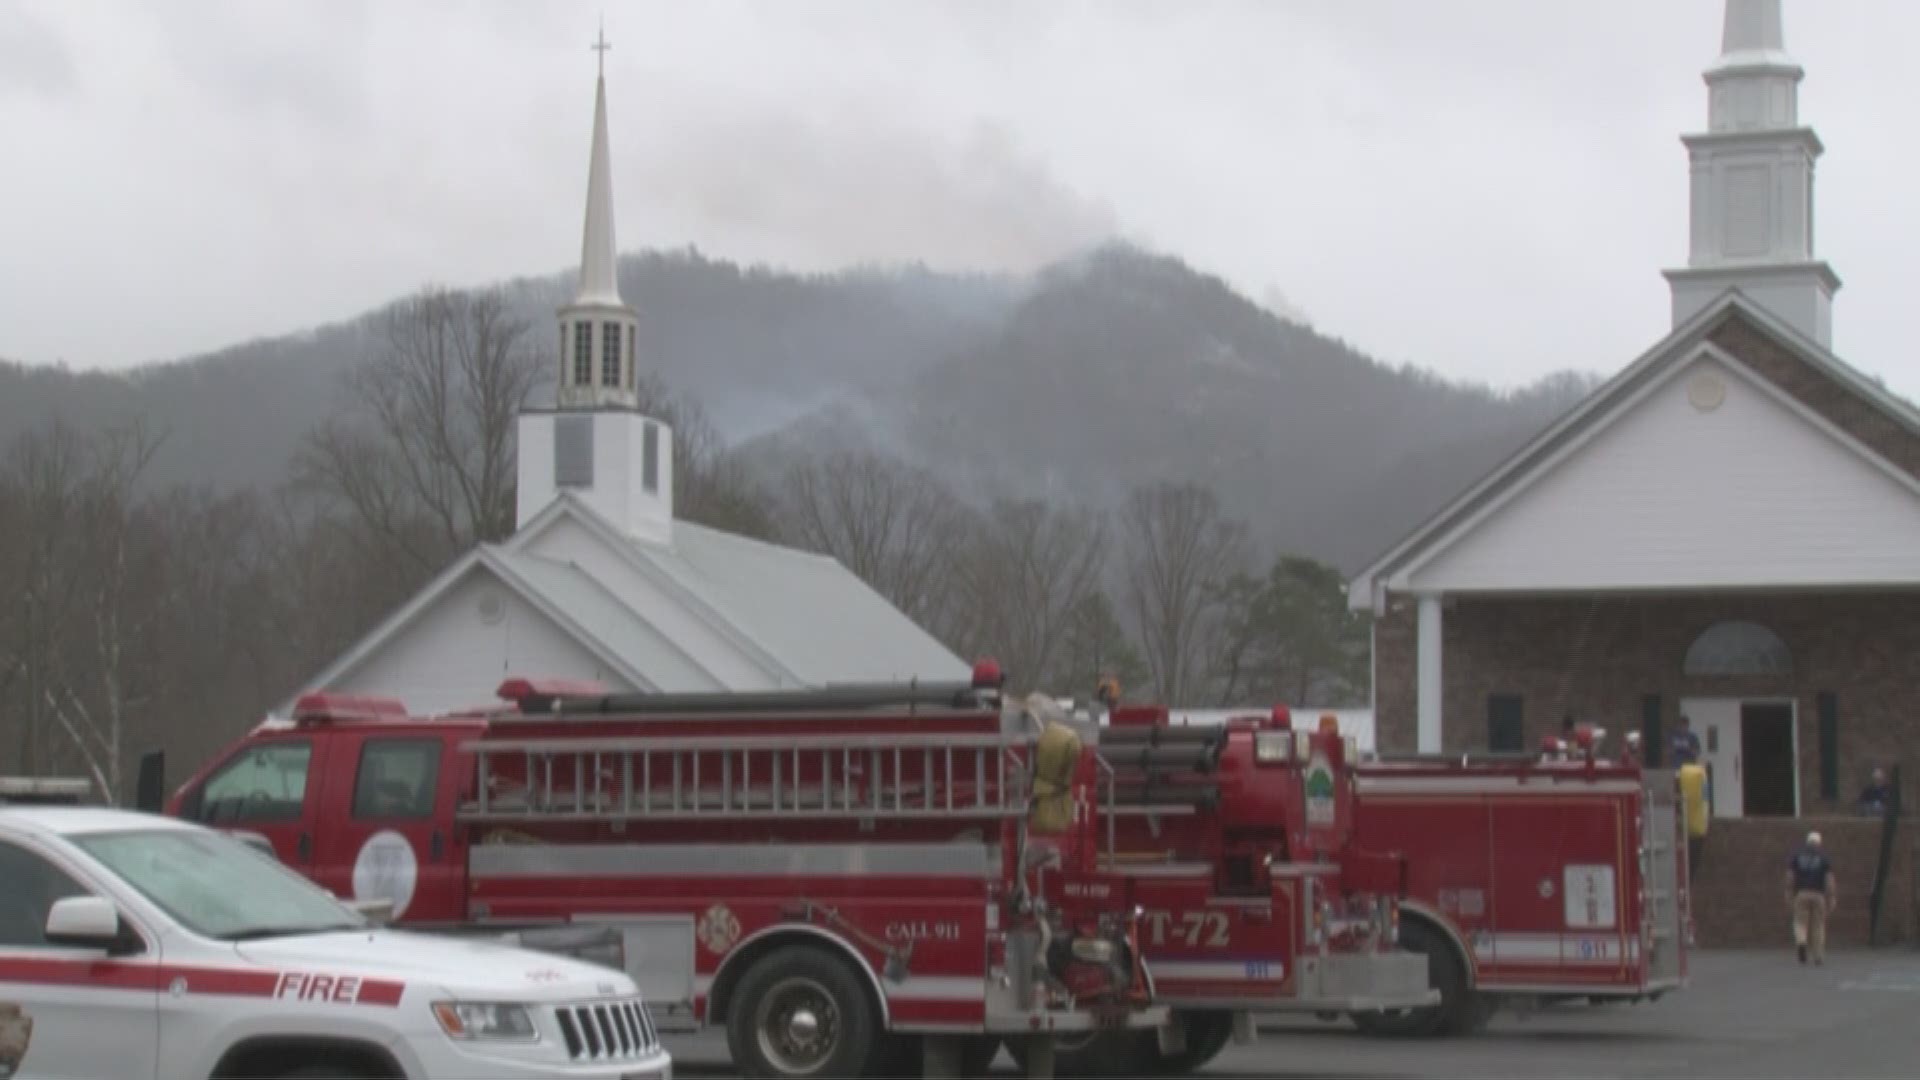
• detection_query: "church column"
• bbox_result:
[1416,594,1444,754]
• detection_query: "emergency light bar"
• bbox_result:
[291,693,410,726]
[495,677,614,702]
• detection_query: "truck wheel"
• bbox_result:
[1349,919,1461,1038]
[1440,990,1496,1035]
[727,945,877,1078]
[278,1069,370,1079]
[1146,1011,1235,1074]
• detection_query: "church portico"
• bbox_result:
[1373,589,1920,817]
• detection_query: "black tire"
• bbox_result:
[726,945,879,1078]
[278,1070,368,1080]
[1443,990,1497,1035]
[1348,918,1468,1038]
[1146,1011,1235,1074]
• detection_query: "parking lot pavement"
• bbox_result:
[663,949,1920,1078]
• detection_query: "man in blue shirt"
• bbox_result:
[1786,831,1836,965]
[1669,715,1702,768]
[1857,766,1896,817]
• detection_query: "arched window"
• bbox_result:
[1683,620,1792,677]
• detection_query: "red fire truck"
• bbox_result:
[160,666,1438,1078]
[163,665,1170,1078]
[1004,701,1436,1076]
[1338,729,1691,1037]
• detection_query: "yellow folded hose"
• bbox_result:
[1029,717,1082,835]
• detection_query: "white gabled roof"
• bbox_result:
[286,494,968,713]
[511,495,970,685]
[1348,289,1920,611]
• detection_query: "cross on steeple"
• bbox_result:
[591,18,611,78]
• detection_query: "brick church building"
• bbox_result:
[1348,1,1919,828]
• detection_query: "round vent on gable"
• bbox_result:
[1687,371,1727,412]
[477,591,506,626]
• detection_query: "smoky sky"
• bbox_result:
[1,0,1914,400]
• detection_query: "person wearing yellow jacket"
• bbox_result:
[1679,761,1710,875]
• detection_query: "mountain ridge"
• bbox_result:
[0,242,1601,573]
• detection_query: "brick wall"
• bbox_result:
[1688,816,1915,948]
[1372,591,1920,815]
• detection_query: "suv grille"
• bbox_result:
[554,997,660,1061]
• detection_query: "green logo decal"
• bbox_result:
[1306,768,1334,800]
[1304,752,1336,825]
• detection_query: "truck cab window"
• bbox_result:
[198,741,312,824]
[351,738,440,820]
[0,841,89,948]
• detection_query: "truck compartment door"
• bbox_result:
[1488,797,1629,973]
[566,915,698,1030]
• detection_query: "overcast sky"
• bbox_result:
[3,0,1914,399]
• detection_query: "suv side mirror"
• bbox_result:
[45,896,125,951]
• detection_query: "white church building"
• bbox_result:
[1349,0,1920,822]
[287,50,969,716]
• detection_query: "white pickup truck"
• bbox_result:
[0,805,672,1079]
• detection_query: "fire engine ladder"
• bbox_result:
[459,678,1043,822]
[459,731,1037,822]
[1640,771,1686,984]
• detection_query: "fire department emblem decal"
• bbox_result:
[0,1002,33,1078]
[1303,752,1336,826]
[352,830,419,921]
[697,903,741,954]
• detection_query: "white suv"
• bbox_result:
[0,806,671,1079]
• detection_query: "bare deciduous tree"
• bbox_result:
[296,286,542,572]
[12,420,166,801]
[781,451,965,626]
[1,421,99,774]
[1121,481,1248,704]
[947,499,1108,692]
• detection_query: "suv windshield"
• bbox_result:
[72,828,366,941]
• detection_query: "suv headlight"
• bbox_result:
[432,1001,539,1042]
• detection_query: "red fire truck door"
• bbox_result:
[176,729,334,872]
[309,728,468,924]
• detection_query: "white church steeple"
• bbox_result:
[518,22,676,544]
[556,21,641,410]
[1664,0,1840,347]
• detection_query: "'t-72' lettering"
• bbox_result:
[1141,910,1230,948]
